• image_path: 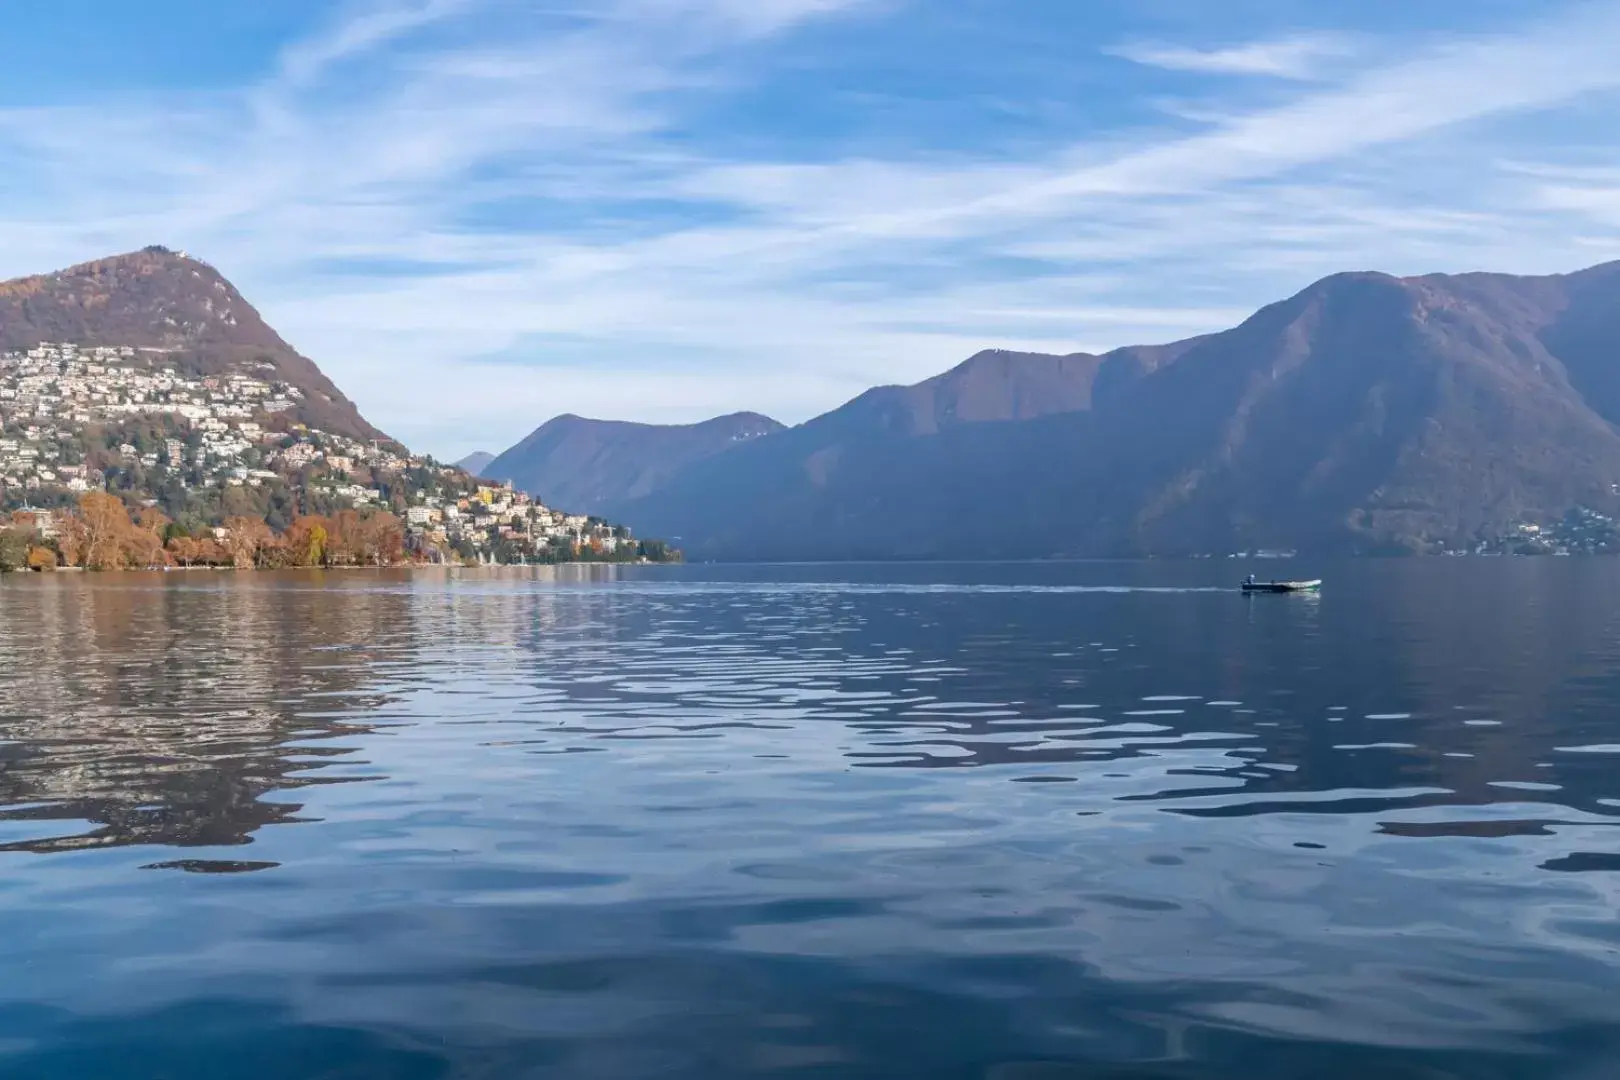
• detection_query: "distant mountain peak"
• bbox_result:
[827,348,1111,437]
[455,451,496,477]
[483,411,787,510]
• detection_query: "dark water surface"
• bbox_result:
[3,561,1620,1079]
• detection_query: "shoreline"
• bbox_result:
[3,559,676,576]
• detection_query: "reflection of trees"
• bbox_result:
[6,563,1615,862]
[0,573,414,855]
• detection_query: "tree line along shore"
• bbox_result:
[0,492,678,572]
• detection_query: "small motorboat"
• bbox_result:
[1242,578,1322,594]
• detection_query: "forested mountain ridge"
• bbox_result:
[610,262,1620,559]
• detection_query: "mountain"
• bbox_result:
[483,412,784,513]
[616,261,1620,559]
[484,350,1122,518]
[455,451,495,476]
[0,248,675,566]
[0,247,384,443]
[826,349,1112,436]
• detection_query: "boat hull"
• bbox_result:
[1242,580,1322,594]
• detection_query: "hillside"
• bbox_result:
[484,412,783,512]
[827,349,1112,436]
[455,451,495,476]
[0,248,669,566]
[0,247,383,443]
[616,261,1620,559]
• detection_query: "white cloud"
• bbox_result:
[1109,34,1356,80]
[2,0,1620,460]
[277,0,474,87]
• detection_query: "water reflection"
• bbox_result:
[0,574,417,856]
[1,561,1620,1078]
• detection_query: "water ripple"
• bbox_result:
[3,562,1620,1078]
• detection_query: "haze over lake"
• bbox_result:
[3,562,1619,1079]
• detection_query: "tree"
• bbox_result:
[27,547,58,572]
[639,540,675,563]
[284,516,329,568]
[55,514,87,569]
[122,526,165,569]
[136,506,171,535]
[360,511,404,566]
[327,509,363,566]
[166,535,200,568]
[222,517,273,569]
[78,491,133,570]
[124,506,171,568]
[195,537,227,567]
[0,529,28,573]
[256,532,291,569]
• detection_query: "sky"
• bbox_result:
[2,0,1620,459]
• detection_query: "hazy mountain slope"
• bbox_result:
[828,349,1107,436]
[455,451,495,476]
[620,262,1620,559]
[483,412,783,512]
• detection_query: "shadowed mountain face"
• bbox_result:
[0,247,384,443]
[614,262,1620,559]
[455,451,495,477]
[830,349,1111,435]
[483,412,784,512]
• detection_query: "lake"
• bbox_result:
[2,561,1620,1079]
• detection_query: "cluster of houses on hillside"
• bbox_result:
[1453,508,1620,556]
[402,484,633,561]
[0,342,657,564]
[0,342,308,493]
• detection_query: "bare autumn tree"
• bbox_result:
[55,513,87,568]
[222,516,273,569]
[358,511,404,565]
[327,509,363,566]
[256,531,291,569]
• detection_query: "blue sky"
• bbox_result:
[3,0,1619,458]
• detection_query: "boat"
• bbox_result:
[1242,579,1322,594]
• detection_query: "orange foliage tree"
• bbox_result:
[45,499,418,572]
[284,516,329,568]
[78,492,132,570]
[124,506,171,568]
[166,535,202,568]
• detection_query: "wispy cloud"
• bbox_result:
[277,0,474,87]
[1109,34,1357,80]
[1,0,1619,457]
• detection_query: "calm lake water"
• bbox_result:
[3,561,1620,1079]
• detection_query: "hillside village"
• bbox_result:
[0,342,670,566]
